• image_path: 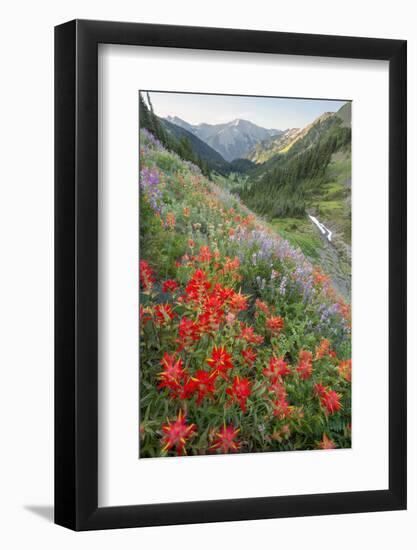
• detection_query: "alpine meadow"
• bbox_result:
[139,91,352,458]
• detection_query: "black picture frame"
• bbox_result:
[55,19,407,531]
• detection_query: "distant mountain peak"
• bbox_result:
[167,115,186,124]
[164,116,283,161]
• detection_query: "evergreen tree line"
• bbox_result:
[238,123,351,218]
[139,93,211,178]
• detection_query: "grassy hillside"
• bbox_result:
[222,109,352,300]
[139,128,351,458]
[334,102,352,128]
[313,150,351,244]
[239,115,351,218]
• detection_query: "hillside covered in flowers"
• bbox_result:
[139,128,351,457]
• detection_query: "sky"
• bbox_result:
[145,91,348,130]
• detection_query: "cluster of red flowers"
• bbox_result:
[139,260,155,292]
[177,317,200,349]
[178,261,248,338]
[226,376,252,412]
[262,357,293,419]
[296,350,313,380]
[241,347,257,366]
[314,383,342,414]
[318,433,336,449]
[161,410,196,455]
[158,344,252,415]
[315,338,337,360]
[238,323,264,345]
[206,345,234,380]
[210,425,241,453]
[313,268,330,287]
[140,247,350,456]
[263,356,290,379]
[157,353,186,393]
[265,315,284,335]
[338,359,352,382]
[162,279,179,293]
[161,413,243,456]
[255,298,270,316]
[154,303,176,325]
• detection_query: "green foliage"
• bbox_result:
[239,117,351,219]
[140,92,212,178]
[270,218,323,260]
[139,129,351,458]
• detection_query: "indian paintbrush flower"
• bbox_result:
[210,424,241,453]
[161,410,196,456]
[226,376,251,412]
[207,346,234,380]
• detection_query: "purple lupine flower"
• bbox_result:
[141,128,163,150]
[140,167,165,214]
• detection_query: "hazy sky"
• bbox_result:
[145,91,348,130]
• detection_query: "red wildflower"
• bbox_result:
[228,290,248,313]
[272,397,293,419]
[268,379,287,400]
[165,212,176,228]
[139,260,155,292]
[296,349,313,380]
[241,347,257,366]
[162,279,179,293]
[316,386,342,414]
[314,383,327,397]
[263,356,290,380]
[338,359,352,382]
[139,305,152,325]
[255,299,269,315]
[222,256,240,273]
[178,317,200,347]
[212,283,234,305]
[161,410,196,455]
[157,353,186,392]
[206,346,234,379]
[184,370,216,405]
[318,433,336,449]
[210,425,240,453]
[185,269,211,303]
[339,301,351,321]
[197,293,226,334]
[226,376,251,412]
[238,323,264,345]
[266,315,284,334]
[315,338,331,359]
[313,268,329,286]
[197,245,212,263]
[154,303,176,325]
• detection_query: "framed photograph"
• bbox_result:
[55,20,407,530]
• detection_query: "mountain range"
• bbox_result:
[162,117,231,174]
[166,116,282,161]
[162,103,351,177]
